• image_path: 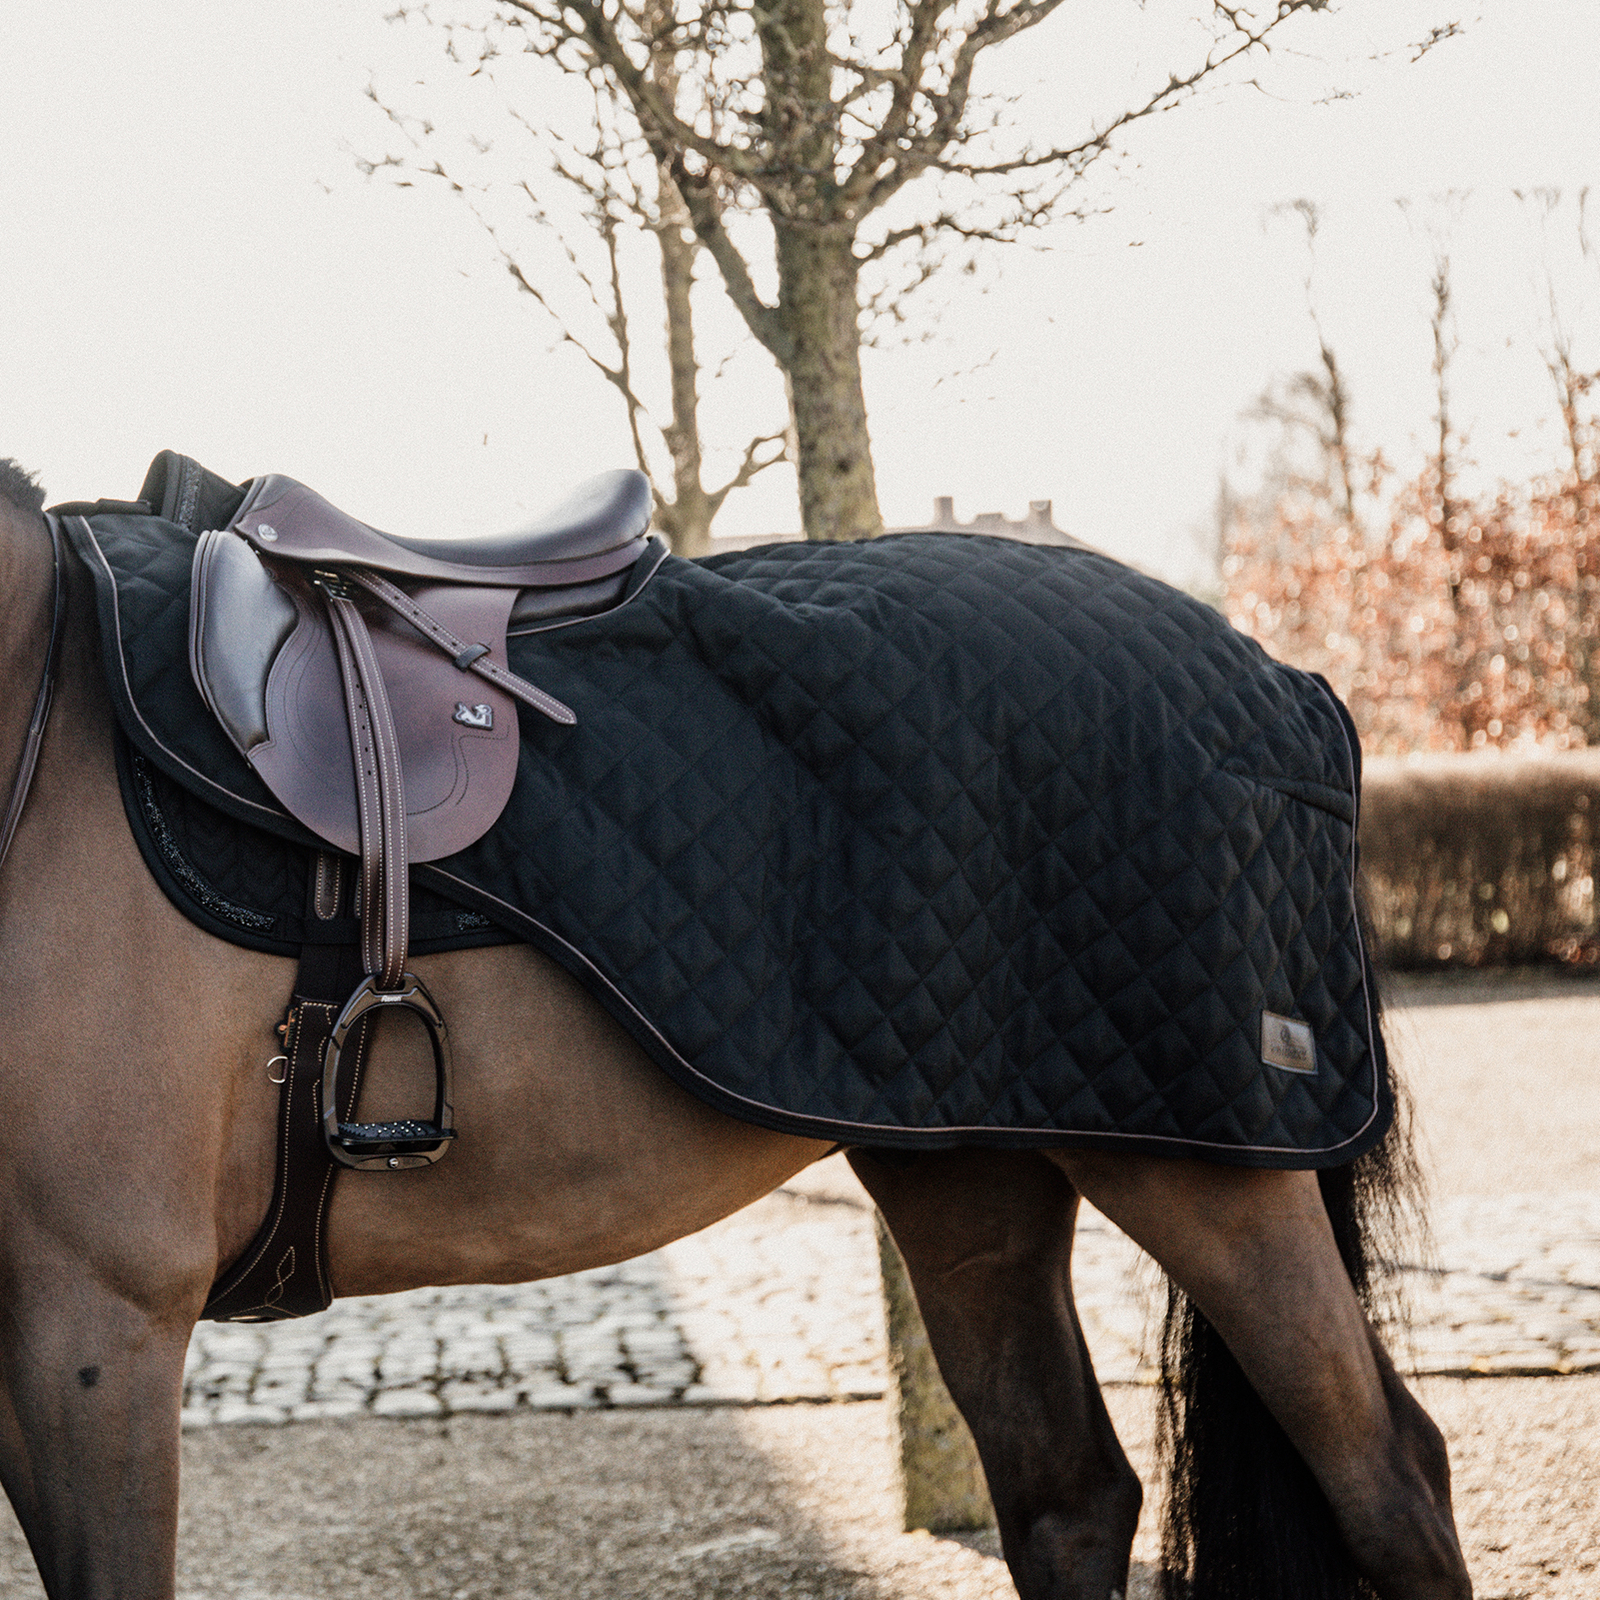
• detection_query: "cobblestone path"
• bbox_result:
[180,1187,1600,1428]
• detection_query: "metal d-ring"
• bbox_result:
[266,1054,289,1085]
[321,972,455,1172]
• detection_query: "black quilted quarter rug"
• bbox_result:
[70,500,1390,1167]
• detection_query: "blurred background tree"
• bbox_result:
[1222,190,1600,754]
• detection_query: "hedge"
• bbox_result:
[1358,751,1600,968]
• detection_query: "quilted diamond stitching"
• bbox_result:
[91,519,1381,1161]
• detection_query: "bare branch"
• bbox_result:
[1408,20,1469,63]
[843,0,1075,216]
[706,431,789,516]
[930,2,1327,184]
[668,155,790,360]
[494,0,767,182]
[503,259,640,425]
[837,0,970,205]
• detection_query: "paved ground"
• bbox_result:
[7,1381,1598,1599]
[173,1182,1600,1427]
[1383,968,1600,1199]
[176,971,1600,1425]
[3,969,1599,1595]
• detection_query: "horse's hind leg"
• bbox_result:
[848,1148,1142,1600]
[1052,1150,1471,1600]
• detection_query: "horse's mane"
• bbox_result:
[0,459,46,518]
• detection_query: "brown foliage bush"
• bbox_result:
[1223,435,1600,755]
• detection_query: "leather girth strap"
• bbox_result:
[202,887,370,1321]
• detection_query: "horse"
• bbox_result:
[0,459,1471,1600]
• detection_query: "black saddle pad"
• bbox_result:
[68,499,1389,1165]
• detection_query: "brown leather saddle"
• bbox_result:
[189,469,653,1171]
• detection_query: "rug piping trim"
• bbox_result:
[420,862,1389,1169]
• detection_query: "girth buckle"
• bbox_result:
[321,972,455,1171]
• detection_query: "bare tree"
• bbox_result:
[1429,246,1461,553]
[1518,186,1599,486]
[368,15,786,557]
[412,0,1342,541]
[1397,195,1469,605]
[1251,200,1360,535]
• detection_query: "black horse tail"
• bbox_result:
[1156,967,1425,1599]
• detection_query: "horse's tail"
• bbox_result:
[1156,963,1423,1599]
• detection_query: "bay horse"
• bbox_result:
[0,461,1469,1599]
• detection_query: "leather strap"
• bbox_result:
[350,568,576,727]
[312,562,572,994]
[320,583,410,991]
[0,516,66,875]
[201,941,372,1322]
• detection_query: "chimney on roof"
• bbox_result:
[932,496,955,527]
[1028,500,1053,526]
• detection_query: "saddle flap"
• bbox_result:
[190,531,522,862]
[190,524,301,755]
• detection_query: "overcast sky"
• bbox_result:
[2,1,1597,582]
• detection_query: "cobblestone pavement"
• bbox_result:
[180,1184,1600,1428]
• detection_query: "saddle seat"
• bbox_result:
[232,469,652,587]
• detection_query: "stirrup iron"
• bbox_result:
[321,973,456,1170]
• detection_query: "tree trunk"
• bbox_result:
[1318,341,1358,537]
[654,162,714,558]
[875,1215,995,1533]
[1429,256,1463,611]
[775,222,883,541]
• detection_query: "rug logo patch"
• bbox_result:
[453,702,494,730]
[1261,1011,1316,1075]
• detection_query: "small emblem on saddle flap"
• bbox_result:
[1261,1011,1316,1075]
[453,702,494,730]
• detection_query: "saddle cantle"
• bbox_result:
[228,469,652,584]
[189,468,654,1173]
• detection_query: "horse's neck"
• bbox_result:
[0,510,51,784]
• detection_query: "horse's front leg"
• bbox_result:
[849,1147,1142,1600]
[0,1227,201,1600]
